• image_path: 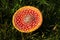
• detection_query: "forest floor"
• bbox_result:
[0,0,60,40]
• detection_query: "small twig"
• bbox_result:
[53,24,58,30]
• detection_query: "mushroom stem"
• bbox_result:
[21,33,25,40]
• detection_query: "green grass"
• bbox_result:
[0,0,60,40]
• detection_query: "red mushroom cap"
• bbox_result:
[12,6,43,33]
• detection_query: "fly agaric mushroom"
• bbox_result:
[12,6,43,33]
